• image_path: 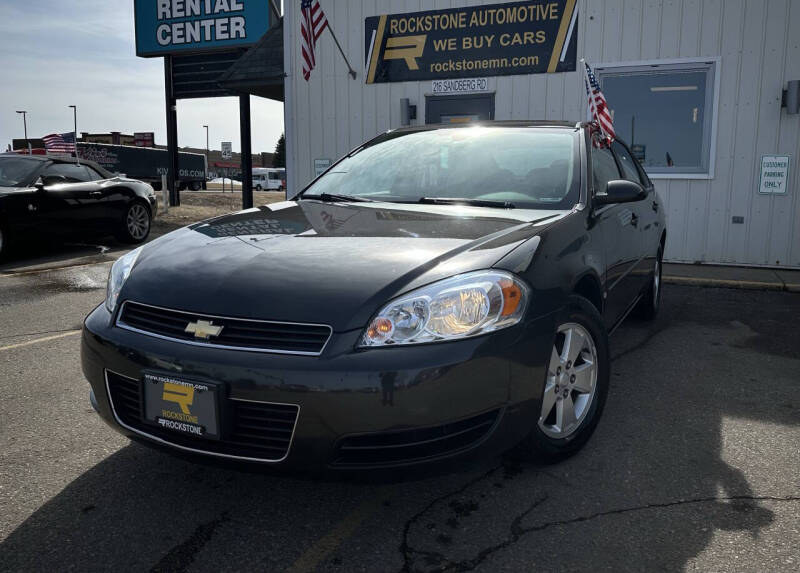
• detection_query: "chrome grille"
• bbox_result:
[117,301,332,355]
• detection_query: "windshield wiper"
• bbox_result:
[303,192,376,203]
[419,197,515,209]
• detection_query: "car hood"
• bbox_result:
[0,185,36,196]
[122,200,564,331]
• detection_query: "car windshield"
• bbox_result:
[301,127,579,209]
[0,156,41,187]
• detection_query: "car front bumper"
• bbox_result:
[81,303,556,470]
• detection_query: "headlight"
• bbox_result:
[105,247,143,313]
[361,270,528,347]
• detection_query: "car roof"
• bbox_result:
[387,120,585,135]
[0,153,49,162]
[0,153,113,178]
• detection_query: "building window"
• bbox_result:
[595,59,718,178]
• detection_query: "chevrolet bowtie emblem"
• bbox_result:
[185,319,224,340]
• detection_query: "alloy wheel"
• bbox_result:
[126,204,150,240]
[538,322,598,439]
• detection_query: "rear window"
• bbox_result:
[303,127,580,209]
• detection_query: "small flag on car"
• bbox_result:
[43,132,77,154]
[300,0,329,81]
[582,60,615,145]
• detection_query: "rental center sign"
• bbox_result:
[134,0,270,57]
[365,0,578,84]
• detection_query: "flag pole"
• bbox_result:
[579,58,592,122]
[325,26,356,79]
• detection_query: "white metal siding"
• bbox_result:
[284,0,800,268]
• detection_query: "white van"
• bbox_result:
[252,168,285,191]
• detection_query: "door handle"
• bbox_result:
[652,201,659,212]
[89,191,103,197]
[630,213,639,227]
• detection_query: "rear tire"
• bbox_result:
[115,201,151,244]
[635,248,663,321]
[517,295,610,463]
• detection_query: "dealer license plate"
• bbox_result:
[143,373,220,440]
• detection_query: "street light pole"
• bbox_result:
[203,125,210,190]
[15,111,29,154]
[68,105,79,164]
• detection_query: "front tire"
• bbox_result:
[518,295,610,462]
[115,201,151,244]
[255,184,263,191]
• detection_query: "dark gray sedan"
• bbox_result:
[81,121,665,470]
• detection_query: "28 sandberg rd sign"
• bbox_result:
[134,0,270,57]
[432,77,490,94]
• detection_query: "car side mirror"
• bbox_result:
[40,174,69,187]
[594,179,646,205]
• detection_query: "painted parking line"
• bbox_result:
[0,259,115,278]
[0,330,81,352]
[286,486,393,573]
[662,275,786,291]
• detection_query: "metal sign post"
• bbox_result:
[164,56,180,207]
[240,95,253,209]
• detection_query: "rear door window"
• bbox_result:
[612,142,644,184]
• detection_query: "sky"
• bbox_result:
[0,1,285,155]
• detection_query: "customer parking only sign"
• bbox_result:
[134,0,270,57]
[365,0,578,84]
[758,155,790,195]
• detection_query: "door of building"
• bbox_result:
[425,94,495,124]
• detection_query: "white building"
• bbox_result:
[283,0,800,269]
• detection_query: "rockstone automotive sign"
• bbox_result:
[365,0,578,84]
[134,0,271,57]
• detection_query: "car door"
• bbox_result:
[39,163,106,233]
[82,163,127,228]
[589,142,643,329]
[612,141,662,272]
[611,141,659,286]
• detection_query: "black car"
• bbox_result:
[81,121,665,470]
[0,154,157,258]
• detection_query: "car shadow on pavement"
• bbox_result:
[1,287,798,572]
[394,287,798,572]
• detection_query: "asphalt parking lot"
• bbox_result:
[0,260,798,572]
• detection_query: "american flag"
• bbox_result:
[300,0,328,81]
[583,61,615,144]
[43,132,77,154]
